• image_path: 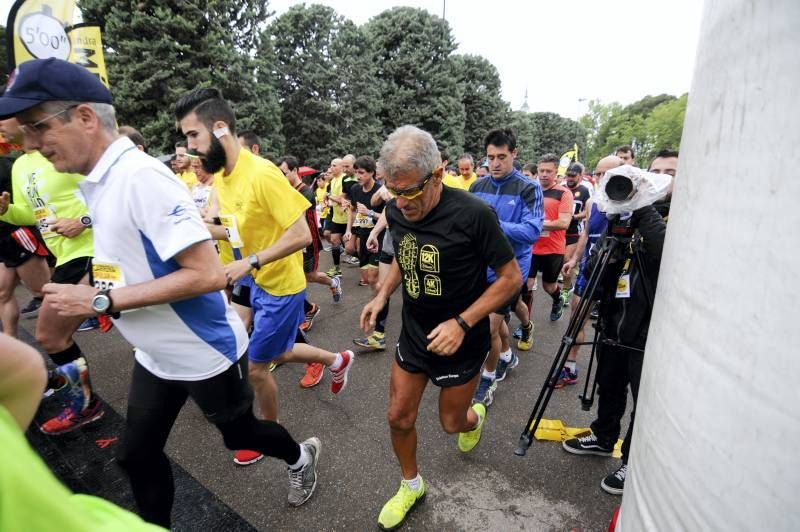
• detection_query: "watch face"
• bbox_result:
[80,215,92,226]
[92,294,110,313]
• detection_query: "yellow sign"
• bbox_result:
[557,143,579,177]
[67,24,110,88]
[9,1,77,66]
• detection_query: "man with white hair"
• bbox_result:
[361,125,520,530]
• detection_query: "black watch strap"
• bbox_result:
[455,315,471,333]
[100,289,121,319]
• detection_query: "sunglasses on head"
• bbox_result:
[386,172,433,200]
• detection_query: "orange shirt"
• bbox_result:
[533,185,573,255]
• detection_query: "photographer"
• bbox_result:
[562,165,669,496]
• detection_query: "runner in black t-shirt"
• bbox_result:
[360,125,519,531]
[563,163,591,304]
[346,156,389,351]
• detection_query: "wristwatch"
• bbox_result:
[248,253,260,269]
[91,289,113,315]
[79,215,93,228]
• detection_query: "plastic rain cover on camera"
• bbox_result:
[594,165,672,215]
[615,1,800,530]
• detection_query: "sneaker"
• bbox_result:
[562,432,614,456]
[517,321,534,351]
[330,276,343,303]
[549,296,564,321]
[325,265,342,278]
[561,288,571,307]
[601,463,627,495]
[20,297,42,318]
[287,437,321,506]
[329,351,354,394]
[495,352,519,381]
[458,403,486,452]
[322,243,333,252]
[300,304,320,332]
[512,324,523,339]
[554,367,579,389]
[300,362,325,388]
[41,398,104,435]
[268,361,283,372]
[472,375,497,406]
[532,279,538,291]
[77,318,100,331]
[97,314,114,332]
[343,254,360,265]
[358,279,368,286]
[378,478,426,531]
[233,450,264,466]
[353,331,386,351]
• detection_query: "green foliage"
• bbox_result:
[364,7,465,162]
[77,0,283,155]
[509,111,586,165]
[264,3,380,168]
[582,93,686,169]
[452,54,510,160]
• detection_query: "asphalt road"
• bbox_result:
[17,252,625,531]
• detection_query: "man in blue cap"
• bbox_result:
[0,58,322,527]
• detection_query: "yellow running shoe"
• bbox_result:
[458,403,486,452]
[378,478,426,531]
[517,321,534,351]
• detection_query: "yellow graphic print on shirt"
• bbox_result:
[398,233,420,299]
[419,244,441,296]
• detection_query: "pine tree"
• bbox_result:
[77,0,283,155]
[364,7,465,161]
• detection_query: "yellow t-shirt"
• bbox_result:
[235,151,311,296]
[212,155,254,265]
[329,174,349,224]
[443,172,478,191]
[177,170,197,190]
[315,185,330,219]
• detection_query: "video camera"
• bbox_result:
[595,165,672,215]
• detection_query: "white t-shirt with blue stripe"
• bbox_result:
[80,137,248,381]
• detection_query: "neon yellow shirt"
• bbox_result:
[177,170,197,190]
[443,172,478,191]
[235,151,310,296]
[329,174,349,224]
[315,185,330,219]
[0,405,164,531]
[1,152,93,266]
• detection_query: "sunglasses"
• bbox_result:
[386,173,433,200]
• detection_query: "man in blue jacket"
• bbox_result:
[469,129,543,405]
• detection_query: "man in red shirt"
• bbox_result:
[527,153,573,321]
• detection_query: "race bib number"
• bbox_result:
[616,274,631,298]
[219,214,244,249]
[353,213,372,228]
[93,261,127,291]
[34,206,57,239]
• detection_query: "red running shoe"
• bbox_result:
[40,398,104,435]
[233,450,264,466]
[330,351,354,394]
[300,363,324,388]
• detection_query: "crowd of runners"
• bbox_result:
[0,58,676,530]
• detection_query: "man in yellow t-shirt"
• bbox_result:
[442,153,479,190]
[324,158,350,278]
[173,141,197,189]
[176,88,355,467]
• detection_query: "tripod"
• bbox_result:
[514,223,654,457]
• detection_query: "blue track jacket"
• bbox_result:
[470,170,544,282]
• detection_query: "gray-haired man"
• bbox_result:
[360,125,520,530]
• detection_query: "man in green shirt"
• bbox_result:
[0,117,103,435]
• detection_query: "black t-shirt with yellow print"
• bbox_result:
[386,186,515,361]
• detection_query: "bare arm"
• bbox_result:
[543,211,572,231]
[0,334,46,430]
[203,189,228,240]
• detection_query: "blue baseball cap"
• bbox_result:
[0,58,112,119]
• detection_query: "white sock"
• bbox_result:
[500,349,513,363]
[482,369,496,380]
[289,442,309,471]
[403,474,422,492]
[329,352,343,371]
[565,360,577,372]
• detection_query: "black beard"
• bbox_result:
[201,134,227,174]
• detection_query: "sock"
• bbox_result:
[303,299,313,313]
[482,369,496,381]
[332,245,341,267]
[329,352,344,371]
[288,442,309,471]
[550,289,561,303]
[403,474,422,492]
[49,342,82,366]
[565,360,577,373]
[499,349,513,363]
